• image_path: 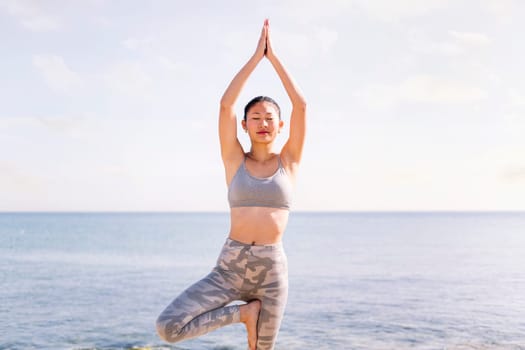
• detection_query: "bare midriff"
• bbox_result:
[228,207,289,245]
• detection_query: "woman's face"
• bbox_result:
[243,101,283,143]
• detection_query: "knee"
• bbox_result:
[155,316,170,342]
[156,312,187,343]
[156,314,181,343]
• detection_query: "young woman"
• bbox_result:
[156,19,306,350]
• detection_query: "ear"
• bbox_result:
[279,119,284,131]
[241,119,247,132]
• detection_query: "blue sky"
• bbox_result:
[1,0,524,211]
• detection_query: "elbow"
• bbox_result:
[219,97,234,110]
[300,99,307,110]
[293,99,307,111]
[294,94,307,108]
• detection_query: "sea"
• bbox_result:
[1,212,524,350]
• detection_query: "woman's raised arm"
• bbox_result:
[265,20,307,170]
[219,23,267,166]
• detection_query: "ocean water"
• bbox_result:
[1,212,525,350]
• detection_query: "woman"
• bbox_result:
[156,19,306,350]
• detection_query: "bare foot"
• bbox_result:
[240,299,261,350]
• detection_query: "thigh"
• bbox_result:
[157,267,241,335]
[246,250,289,350]
[256,284,288,350]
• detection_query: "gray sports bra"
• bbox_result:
[228,156,293,210]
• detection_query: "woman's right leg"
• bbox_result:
[156,266,242,343]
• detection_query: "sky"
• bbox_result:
[1,0,524,212]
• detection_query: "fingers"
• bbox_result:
[263,19,268,55]
[261,20,268,41]
[252,21,267,60]
[257,21,266,41]
[263,19,271,56]
[266,21,274,56]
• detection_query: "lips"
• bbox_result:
[256,131,269,135]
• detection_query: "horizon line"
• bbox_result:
[1,210,524,214]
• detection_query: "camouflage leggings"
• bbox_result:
[156,238,288,350]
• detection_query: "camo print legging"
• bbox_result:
[156,238,288,350]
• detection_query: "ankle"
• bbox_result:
[240,300,261,323]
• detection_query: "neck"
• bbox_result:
[248,144,275,162]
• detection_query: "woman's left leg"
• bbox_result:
[241,243,289,350]
[156,267,241,343]
[156,239,249,343]
[255,287,288,350]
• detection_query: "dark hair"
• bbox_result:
[243,96,281,121]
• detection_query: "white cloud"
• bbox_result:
[122,36,154,51]
[353,0,452,22]
[355,75,487,109]
[275,31,311,68]
[473,147,525,186]
[503,89,525,129]
[121,35,189,77]
[99,164,129,176]
[279,0,352,22]
[314,26,339,57]
[32,54,81,93]
[0,162,44,193]
[92,15,113,27]
[409,30,491,56]
[104,61,153,98]
[0,117,38,130]
[508,89,525,106]
[502,165,525,183]
[2,0,59,31]
[400,75,487,103]
[0,114,87,135]
[448,30,492,47]
[269,26,339,68]
[36,116,87,134]
[157,56,188,74]
[481,0,516,20]
[412,40,464,56]
[503,112,525,125]
[354,83,399,110]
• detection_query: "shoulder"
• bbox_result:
[278,152,300,184]
[223,152,246,186]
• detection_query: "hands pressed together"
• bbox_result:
[254,19,276,62]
